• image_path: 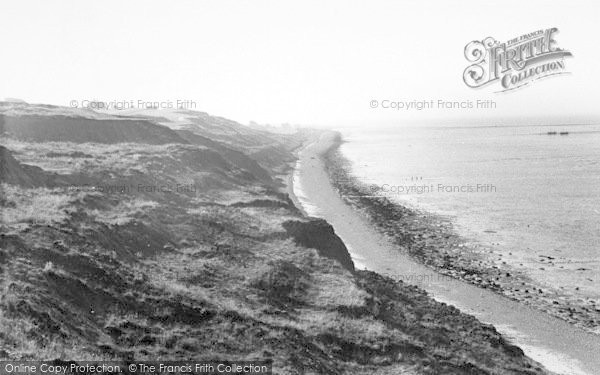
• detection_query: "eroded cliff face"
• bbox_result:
[282,219,355,273]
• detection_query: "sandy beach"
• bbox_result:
[288,130,600,375]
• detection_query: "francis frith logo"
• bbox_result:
[463,27,572,92]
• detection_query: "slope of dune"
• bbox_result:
[0,146,49,187]
[106,107,280,150]
[0,114,187,144]
[104,107,305,172]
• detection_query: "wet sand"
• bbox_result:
[288,131,600,375]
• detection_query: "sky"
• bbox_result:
[1,0,599,127]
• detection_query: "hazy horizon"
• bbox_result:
[2,0,599,128]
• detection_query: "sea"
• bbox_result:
[336,124,600,305]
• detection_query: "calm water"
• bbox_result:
[337,124,600,302]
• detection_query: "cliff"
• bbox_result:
[0,103,548,374]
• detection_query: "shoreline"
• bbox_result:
[289,129,600,375]
[322,135,599,335]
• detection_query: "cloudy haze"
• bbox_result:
[1,0,598,127]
